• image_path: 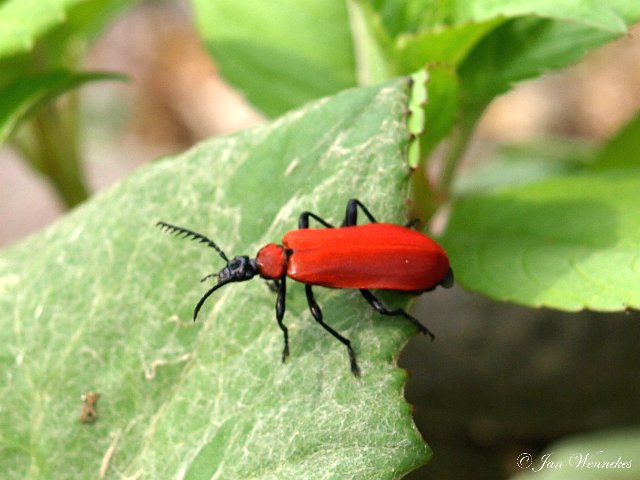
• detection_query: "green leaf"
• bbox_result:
[453,137,594,196]
[455,1,640,110]
[512,427,640,480]
[368,0,632,81]
[360,0,439,38]
[0,70,126,144]
[0,0,129,61]
[452,1,627,31]
[458,17,623,111]
[0,79,430,478]
[396,18,504,72]
[0,0,132,87]
[406,69,428,168]
[191,0,356,117]
[190,0,638,119]
[442,170,640,311]
[591,112,640,171]
[364,0,628,38]
[348,0,399,85]
[420,66,459,157]
[406,67,459,217]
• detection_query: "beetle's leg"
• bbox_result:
[343,199,378,226]
[200,272,217,283]
[359,289,435,340]
[298,211,334,229]
[344,199,423,229]
[404,218,420,229]
[305,285,360,376]
[265,278,280,293]
[275,276,289,362]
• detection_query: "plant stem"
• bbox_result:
[439,112,477,197]
[28,102,89,208]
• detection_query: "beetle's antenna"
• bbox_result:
[193,282,228,321]
[157,221,229,263]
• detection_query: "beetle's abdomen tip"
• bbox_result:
[440,268,454,288]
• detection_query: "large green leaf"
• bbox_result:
[442,170,640,311]
[0,78,430,478]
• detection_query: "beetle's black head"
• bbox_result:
[156,221,259,321]
[217,256,259,284]
[191,256,258,321]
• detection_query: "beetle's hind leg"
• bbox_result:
[404,218,420,229]
[359,289,435,340]
[305,285,360,376]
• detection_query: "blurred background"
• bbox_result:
[2,3,640,248]
[1,2,639,479]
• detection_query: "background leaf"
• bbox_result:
[452,138,593,197]
[363,0,627,37]
[0,0,134,207]
[591,111,640,171]
[511,427,640,480]
[191,0,356,117]
[0,0,131,84]
[0,70,126,144]
[0,0,87,58]
[0,78,431,479]
[458,16,624,112]
[442,170,640,311]
[453,2,638,114]
[193,0,638,119]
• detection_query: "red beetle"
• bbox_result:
[158,199,452,376]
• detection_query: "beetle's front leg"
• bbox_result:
[275,276,289,362]
[265,279,280,293]
[298,211,335,229]
[343,198,378,226]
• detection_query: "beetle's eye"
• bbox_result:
[229,259,240,269]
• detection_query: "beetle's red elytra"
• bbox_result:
[281,223,450,290]
[158,199,453,376]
